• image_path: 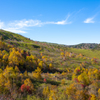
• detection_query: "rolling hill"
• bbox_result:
[0,29,100,100]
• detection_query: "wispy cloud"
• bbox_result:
[8,19,42,28]
[43,15,72,25]
[0,15,72,33]
[4,28,27,33]
[83,11,100,23]
[84,17,95,23]
[54,14,72,25]
[2,19,43,33]
[65,8,84,23]
[4,19,43,33]
[75,8,84,15]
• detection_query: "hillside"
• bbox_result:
[0,29,100,100]
[0,29,99,50]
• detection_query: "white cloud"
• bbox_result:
[84,17,95,23]
[0,21,4,28]
[4,28,27,33]
[43,15,72,25]
[55,15,72,25]
[9,19,42,28]
[0,15,72,33]
[4,19,43,33]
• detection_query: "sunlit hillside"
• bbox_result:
[0,30,100,100]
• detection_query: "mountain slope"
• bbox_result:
[0,29,100,100]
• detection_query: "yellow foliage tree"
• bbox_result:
[49,63,53,69]
[90,94,96,100]
[43,86,50,98]
[33,67,42,79]
[24,78,34,90]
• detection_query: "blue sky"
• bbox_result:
[0,0,100,45]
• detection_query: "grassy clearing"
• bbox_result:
[67,48,100,59]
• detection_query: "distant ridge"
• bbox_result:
[68,43,99,49]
